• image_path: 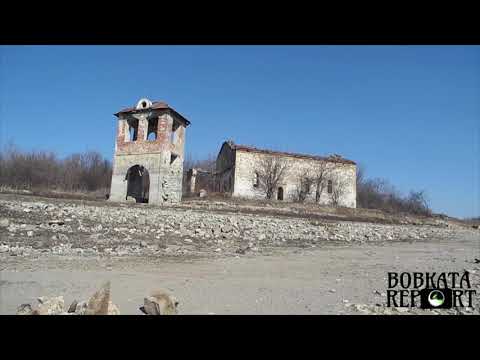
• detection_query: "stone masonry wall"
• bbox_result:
[110,110,186,205]
[232,151,356,208]
[215,142,236,194]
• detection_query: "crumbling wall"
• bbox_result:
[110,109,186,205]
[185,168,215,195]
[215,142,235,194]
[232,151,357,208]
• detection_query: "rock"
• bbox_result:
[140,289,178,315]
[74,301,88,315]
[68,300,78,313]
[140,241,148,247]
[58,234,69,241]
[22,224,36,231]
[0,245,9,253]
[27,231,34,237]
[184,238,193,243]
[352,304,369,313]
[329,289,336,293]
[212,226,222,237]
[107,301,121,315]
[166,245,181,252]
[85,281,111,315]
[0,218,9,227]
[48,220,65,226]
[36,296,65,315]
[16,303,34,315]
[199,189,207,198]
[34,241,45,249]
[221,225,234,233]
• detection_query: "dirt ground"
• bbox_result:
[1,231,478,315]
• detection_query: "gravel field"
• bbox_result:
[1,193,479,315]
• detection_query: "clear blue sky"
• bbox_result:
[0,46,478,218]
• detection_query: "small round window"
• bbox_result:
[136,98,152,110]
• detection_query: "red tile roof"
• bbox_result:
[226,141,356,165]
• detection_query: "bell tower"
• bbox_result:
[109,98,190,204]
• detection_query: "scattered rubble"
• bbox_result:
[346,303,480,315]
[14,280,182,315]
[1,196,476,261]
[15,281,121,315]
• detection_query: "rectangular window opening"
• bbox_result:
[147,117,158,141]
[327,180,333,194]
[128,119,139,142]
[170,121,180,144]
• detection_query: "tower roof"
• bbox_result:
[114,100,190,126]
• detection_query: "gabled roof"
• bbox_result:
[223,141,356,165]
[114,101,190,126]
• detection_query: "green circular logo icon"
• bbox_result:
[428,290,445,307]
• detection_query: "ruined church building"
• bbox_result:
[109,98,357,208]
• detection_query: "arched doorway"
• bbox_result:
[277,187,284,200]
[125,165,150,203]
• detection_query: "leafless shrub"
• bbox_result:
[0,143,112,194]
[356,165,431,216]
[257,156,289,200]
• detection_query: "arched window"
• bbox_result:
[128,118,139,142]
[125,165,150,203]
[253,171,259,187]
[147,132,156,141]
[277,187,284,200]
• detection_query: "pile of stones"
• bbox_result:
[16,281,179,315]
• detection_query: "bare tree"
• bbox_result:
[405,190,431,216]
[257,156,288,200]
[295,171,314,202]
[330,178,348,207]
[312,161,331,203]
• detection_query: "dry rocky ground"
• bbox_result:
[0,193,479,315]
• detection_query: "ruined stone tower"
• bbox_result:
[109,98,190,205]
